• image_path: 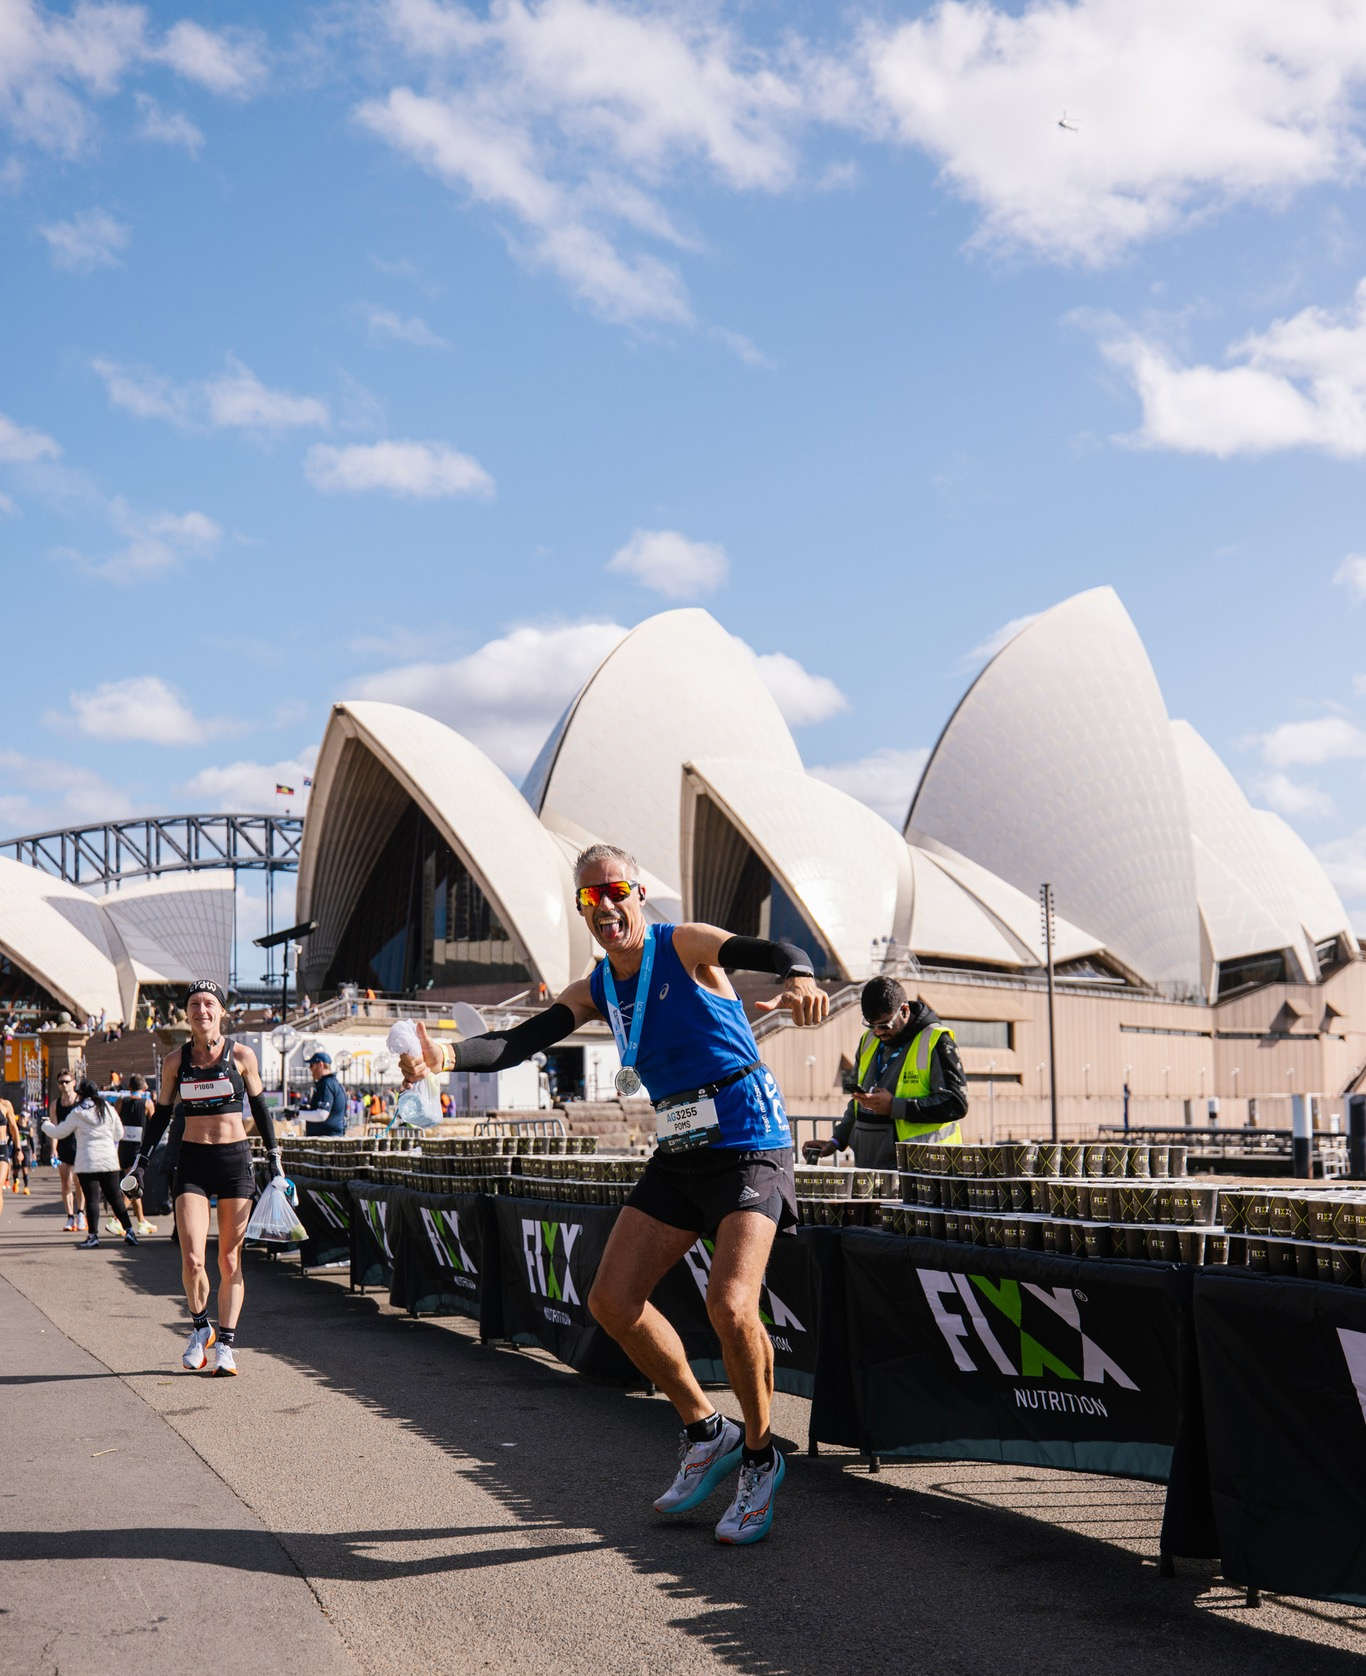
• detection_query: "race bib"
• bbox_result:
[655,1095,720,1146]
[182,1077,235,1103]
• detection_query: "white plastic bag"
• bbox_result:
[246,1175,307,1243]
[387,1019,442,1128]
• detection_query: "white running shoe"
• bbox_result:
[182,1324,216,1371]
[714,1449,786,1545]
[653,1415,744,1513]
[212,1343,237,1377]
[105,1217,121,1234]
[75,1212,87,1232]
[136,1220,156,1235]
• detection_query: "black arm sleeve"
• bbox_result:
[248,1090,278,1152]
[138,1103,175,1161]
[454,1003,577,1072]
[717,935,815,981]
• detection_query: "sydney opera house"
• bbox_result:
[2,587,1363,1136]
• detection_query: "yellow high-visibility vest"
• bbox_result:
[856,1026,964,1145]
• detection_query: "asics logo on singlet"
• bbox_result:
[658,983,669,1000]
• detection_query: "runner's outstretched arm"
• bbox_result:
[402,979,601,1080]
[671,923,829,1027]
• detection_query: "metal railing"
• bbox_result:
[473,1114,566,1137]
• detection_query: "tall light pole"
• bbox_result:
[1040,883,1059,1142]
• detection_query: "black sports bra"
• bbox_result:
[174,1037,245,1118]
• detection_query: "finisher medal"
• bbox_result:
[602,928,657,1103]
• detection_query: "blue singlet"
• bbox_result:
[588,924,790,1153]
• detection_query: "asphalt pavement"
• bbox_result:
[2,1171,1364,1676]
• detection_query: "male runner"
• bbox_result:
[404,842,827,1544]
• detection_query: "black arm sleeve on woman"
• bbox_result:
[137,1103,175,1161]
[248,1090,278,1152]
[453,1003,577,1072]
[717,935,815,981]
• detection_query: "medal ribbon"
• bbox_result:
[601,926,657,1078]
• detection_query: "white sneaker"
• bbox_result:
[75,1212,87,1232]
[137,1221,156,1235]
[105,1217,121,1234]
[653,1415,744,1513]
[212,1343,237,1377]
[182,1324,216,1371]
[714,1449,785,1545]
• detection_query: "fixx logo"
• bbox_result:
[421,1206,477,1291]
[684,1239,805,1354]
[521,1218,582,1324]
[362,1197,391,1259]
[919,1270,1138,1413]
[307,1188,349,1231]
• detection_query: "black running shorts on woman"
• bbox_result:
[627,1146,797,1238]
[173,1139,254,1201]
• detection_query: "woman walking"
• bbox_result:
[50,1070,87,1233]
[124,979,282,1377]
[42,1081,137,1250]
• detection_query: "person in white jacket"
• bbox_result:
[43,1081,138,1250]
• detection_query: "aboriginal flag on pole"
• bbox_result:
[276,783,295,795]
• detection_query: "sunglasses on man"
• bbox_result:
[575,880,639,911]
[864,1002,910,1033]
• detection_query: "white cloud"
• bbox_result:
[861,0,1366,265]
[810,745,930,826]
[134,92,203,154]
[45,675,228,746]
[735,642,848,726]
[60,501,223,584]
[1099,279,1366,458]
[1256,716,1366,770]
[0,410,60,462]
[1335,555,1366,602]
[0,4,263,156]
[365,306,449,348]
[182,752,318,812]
[39,207,128,271]
[1249,772,1335,820]
[0,751,134,831]
[0,493,14,515]
[960,612,1040,668]
[350,619,628,775]
[154,21,264,96]
[1316,832,1366,903]
[356,0,828,326]
[606,528,728,598]
[304,439,493,498]
[94,355,330,432]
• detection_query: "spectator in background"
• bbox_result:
[117,1074,156,1235]
[51,1070,87,1234]
[43,1080,136,1249]
[300,1050,348,1136]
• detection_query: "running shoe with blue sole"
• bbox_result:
[715,1449,785,1545]
[653,1416,744,1514]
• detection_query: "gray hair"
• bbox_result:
[574,842,638,879]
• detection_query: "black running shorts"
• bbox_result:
[117,1139,141,1175]
[173,1139,255,1201]
[56,1133,77,1168]
[626,1145,797,1239]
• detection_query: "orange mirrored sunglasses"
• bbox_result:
[575,880,638,910]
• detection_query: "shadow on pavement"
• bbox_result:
[103,1237,1365,1676]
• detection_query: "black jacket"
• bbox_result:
[833,1001,969,1148]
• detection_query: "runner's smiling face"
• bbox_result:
[186,991,225,1043]
[575,856,647,958]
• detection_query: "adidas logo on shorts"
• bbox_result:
[738,1185,762,1203]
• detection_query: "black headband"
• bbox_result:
[185,979,227,1007]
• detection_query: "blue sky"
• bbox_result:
[8,0,1366,958]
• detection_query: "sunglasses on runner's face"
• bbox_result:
[575,880,638,911]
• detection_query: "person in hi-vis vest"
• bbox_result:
[804,976,968,1171]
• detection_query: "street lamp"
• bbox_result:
[270,1023,299,1104]
[987,1060,996,1142]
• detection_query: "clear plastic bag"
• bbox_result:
[387,1019,442,1128]
[246,1175,307,1243]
